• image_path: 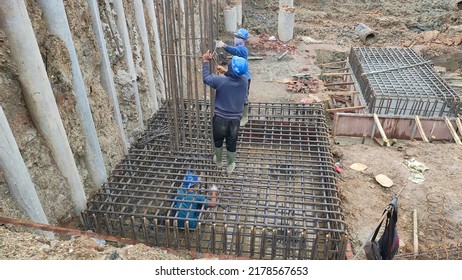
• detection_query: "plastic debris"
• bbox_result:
[375,174,393,188]
[335,162,344,173]
[403,158,428,184]
[408,173,425,184]
[403,158,429,173]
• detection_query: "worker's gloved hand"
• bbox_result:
[210,184,218,191]
[215,40,226,48]
[215,65,227,74]
[202,50,213,62]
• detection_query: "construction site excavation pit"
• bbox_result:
[82,101,347,260]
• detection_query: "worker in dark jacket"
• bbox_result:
[202,50,248,175]
[216,28,251,127]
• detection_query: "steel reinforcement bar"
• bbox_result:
[349,47,461,117]
[82,101,347,259]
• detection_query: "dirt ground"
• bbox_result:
[1,0,462,260]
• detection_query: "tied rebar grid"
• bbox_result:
[349,47,461,117]
[82,101,347,260]
[395,243,462,260]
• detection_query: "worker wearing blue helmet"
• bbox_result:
[174,171,218,229]
[202,50,248,175]
[216,28,251,127]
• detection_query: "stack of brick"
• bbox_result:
[286,73,319,93]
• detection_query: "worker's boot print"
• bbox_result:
[226,151,236,175]
[240,104,249,127]
[213,146,223,168]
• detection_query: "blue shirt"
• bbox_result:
[174,188,209,229]
[203,62,248,120]
[224,45,251,80]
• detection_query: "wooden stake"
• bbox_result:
[456,118,462,137]
[413,209,418,255]
[444,116,462,145]
[373,113,390,147]
[414,115,429,143]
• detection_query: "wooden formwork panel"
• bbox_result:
[333,113,460,142]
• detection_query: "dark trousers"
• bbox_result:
[212,115,240,152]
[245,79,251,105]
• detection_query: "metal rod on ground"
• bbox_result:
[278,50,289,60]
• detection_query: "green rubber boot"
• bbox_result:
[240,104,249,127]
[213,146,223,168]
[226,151,236,175]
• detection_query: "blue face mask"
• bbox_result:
[234,37,245,47]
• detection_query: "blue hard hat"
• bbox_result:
[182,171,199,188]
[234,28,249,40]
[231,56,248,77]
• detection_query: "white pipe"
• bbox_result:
[0,106,53,239]
[145,0,166,101]
[224,7,237,32]
[36,0,108,187]
[87,0,129,154]
[134,0,159,112]
[0,0,87,215]
[179,0,186,28]
[278,0,295,42]
[230,0,242,26]
[113,0,145,130]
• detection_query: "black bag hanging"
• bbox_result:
[364,197,400,260]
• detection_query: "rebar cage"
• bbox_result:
[82,101,347,260]
[349,47,461,117]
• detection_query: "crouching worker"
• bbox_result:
[174,171,218,229]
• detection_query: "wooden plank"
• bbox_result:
[333,113,454,140]
[414,115,429,143]
[332,96,351,104]
[324,81,355,87]
[321,72,351,77]
[327,91,358,96]
[456,118,462,137]
[444,116,462,145]
[317,60,346,67]
[326,106,365,113]
[373,113,390,147]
